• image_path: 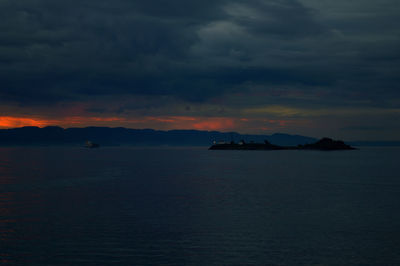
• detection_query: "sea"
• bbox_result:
[0,146,399,265]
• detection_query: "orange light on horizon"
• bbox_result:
[0,116,133,129]
[192,118,235,131]
[145,116,236,131]
[0,116,55,128]
[0,115,295,132]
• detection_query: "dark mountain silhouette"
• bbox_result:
[299,138,356,150]
[0,126,317,146]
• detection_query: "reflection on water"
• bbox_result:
[0,146,399,265]
[0,159,15,265]
[0,152,15,251]
[0,192,16,242]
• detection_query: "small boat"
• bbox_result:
[84,140,100,148]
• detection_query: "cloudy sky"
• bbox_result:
[0,0,399,140]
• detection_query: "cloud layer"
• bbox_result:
[0,0,399,139]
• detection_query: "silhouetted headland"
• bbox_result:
[209,138,356,151]
[298,138,356,150]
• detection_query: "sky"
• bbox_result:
[0,0,399,140]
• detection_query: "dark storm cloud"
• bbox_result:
[0,0,399,108]
[0,0,327,103]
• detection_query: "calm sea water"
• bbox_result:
[0,146,399,265]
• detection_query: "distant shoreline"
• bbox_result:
[209,138,356,151]
[0,126,399,147]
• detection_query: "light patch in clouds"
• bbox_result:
[244,105,400,117]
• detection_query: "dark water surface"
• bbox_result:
[0,146,399,265]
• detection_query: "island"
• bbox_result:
[209,138,356,151]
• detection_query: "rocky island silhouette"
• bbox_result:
[209,138,356,151]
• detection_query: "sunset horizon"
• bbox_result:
[0,112,398,141]
[1,0,399,142]
[1,0,400,265]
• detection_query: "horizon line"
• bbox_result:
[1,125,400,143]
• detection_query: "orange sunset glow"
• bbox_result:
[0,116,56,128]
[0,115,293,132]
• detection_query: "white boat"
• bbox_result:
[84,140,99,148]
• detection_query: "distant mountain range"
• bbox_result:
[0,126,398,147]
[0,126,316,146]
